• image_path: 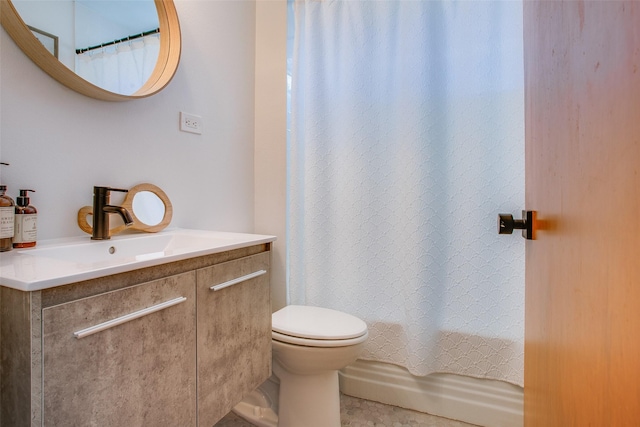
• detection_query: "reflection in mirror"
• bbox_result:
[11,0,159,95]
[1,0,181,101]
[132,191,165,227]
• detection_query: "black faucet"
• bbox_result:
[91,186,134,240]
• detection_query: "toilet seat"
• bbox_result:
[272,305,368,348]
[272,330,369,348]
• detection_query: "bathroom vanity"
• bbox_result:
[0,229,275,426]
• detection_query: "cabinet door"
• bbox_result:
[42,272,197,426]
[197,252,271,427]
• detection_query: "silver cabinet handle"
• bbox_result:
[73,296,187,339]
[210,270,267,292]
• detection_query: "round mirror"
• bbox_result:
[132,191,165,227]
[1,0,181,101]
[121,183,173,232]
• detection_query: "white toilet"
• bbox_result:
[233,305,368,427]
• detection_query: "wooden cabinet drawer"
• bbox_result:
[196,251,271,426]
[42,271,197,426]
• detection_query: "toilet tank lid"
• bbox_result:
[272,305,368,340]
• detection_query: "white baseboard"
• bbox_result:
[339,360,523,427]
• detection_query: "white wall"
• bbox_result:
[254,0,287,310]
[0,0,259,240]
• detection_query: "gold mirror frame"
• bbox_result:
[77,183,173,235]
[0,0,181,101]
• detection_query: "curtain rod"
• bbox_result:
[76,28,159,54]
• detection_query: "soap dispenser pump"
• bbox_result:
[14,189,37,248]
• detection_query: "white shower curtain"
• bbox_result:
[76,34,160,96]
[288,0,525,386]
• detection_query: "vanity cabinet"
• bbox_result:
[197,252,272,427]
[0,244,271,427]
[42,272,197,426]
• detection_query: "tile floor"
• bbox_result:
[214,393,479,427]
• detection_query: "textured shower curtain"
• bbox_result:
[76,34,160,95]
[288,0,525,386]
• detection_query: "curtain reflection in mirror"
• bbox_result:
[75,33,160,95]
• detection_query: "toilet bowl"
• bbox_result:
[232,305,368,427]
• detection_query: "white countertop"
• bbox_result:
[0,228,276,292]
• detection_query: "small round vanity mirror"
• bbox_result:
[77,183,173,235]
[1,0,181,101]
[132,191,166,227]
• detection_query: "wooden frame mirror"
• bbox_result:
[0,0,181,101]
[78,183,173,235]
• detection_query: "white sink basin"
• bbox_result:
[0,229,276,291]
[24,233,175,264]
[23,232,239,264]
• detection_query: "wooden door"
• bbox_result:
[524,1,640,425]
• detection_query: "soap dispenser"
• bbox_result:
[0,162,15,252]
[0,184,15,252]
[14,189,37,248]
